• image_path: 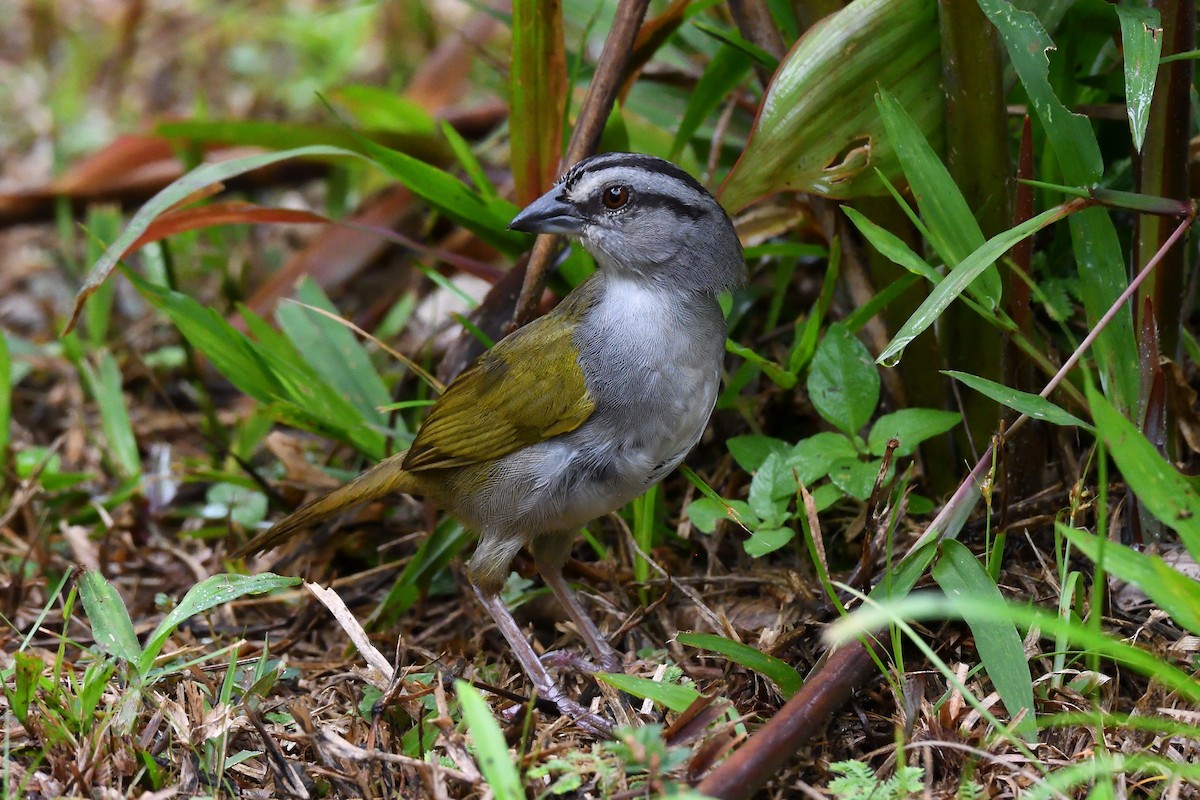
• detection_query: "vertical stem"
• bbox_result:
[1134,0,1194,365]
[938,0,1013,460]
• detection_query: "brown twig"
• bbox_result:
[509,0,652,331]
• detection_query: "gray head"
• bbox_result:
[509,153,745,294]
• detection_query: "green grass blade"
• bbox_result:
[875,89,999,307]
[358,138,524,255]
[978,0,1138,412]
[676,632,803,698]
[1059,524,1200,636]
[828,591,1200,704]
[276,280,393,429]
[1086,385,1200,560]
[455,681,522,800]
[77,352,141,479]
[1114,5,1163,153]
[670,45,755,160]
[69,145,360,333]
[841,207,941,284]
[78,569,142,666]
[877,202,1071,366]
[596,673,702,713]
[139,573,300,676]
[943,370,1088,428]
[933,541,1037,741]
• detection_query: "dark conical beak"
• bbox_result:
[508,189,584,235]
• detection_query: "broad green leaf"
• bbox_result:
[809,323,879,435]
[748,452,794,525]
[979,0,1137,412]
[933,541,1037,741]
[875,90,1000,307]
[455,681,523,800]
[686,498,756,534]
[790,432,857,478]
[1060,525,1200,637]
[1087,386,1200,561]
[727,435,789,472]
[677,632,803,698]
[720,0,941,209]
[1113,6,1163,153]
[140,573,300,675]
[510,0,566,205]
[68,145,360,332]
[867,408,961,457]
[944,370,1088,428]
[828,457,881,501]
[4,652,42,730]
[878,203,1072,366]
[596,673,702,713]
[78,570,142,666]
[744,526,794,558]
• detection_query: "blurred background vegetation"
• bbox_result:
[2,1,1199,798]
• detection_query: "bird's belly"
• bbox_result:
[472,365,718,538]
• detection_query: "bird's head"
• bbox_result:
[509,153,745,294]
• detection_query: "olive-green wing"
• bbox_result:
[402,316,595,471]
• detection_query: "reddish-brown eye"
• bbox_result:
[602,185,630,210]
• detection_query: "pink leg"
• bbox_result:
[473,586,612,737]
[539,566,624,674]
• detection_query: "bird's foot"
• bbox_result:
[538,684,614,737]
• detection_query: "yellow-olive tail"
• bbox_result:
[233,451,419,558]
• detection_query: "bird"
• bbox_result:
[235,152,746,735]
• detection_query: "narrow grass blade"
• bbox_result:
[359,138,524,255]
[676,632,803,698]
[140,573,300,675]
[877,202,1072,366]
[933,541,1037,741]
[671,45,754,160]
[455,681,523,800]
[78,570,142,666]
[77,352,141,479]
[943,370,1088,428]
[68,145,360,332]
[979,0,1138,412]
[826,592,1200,704]
[596,673,702,713]
[1114,6,1163,153]
[1060,524,1200,637]
[876,90,999,307]
[1086,385,1200,561]
[842,207,941,283]
[276,281,392,428]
